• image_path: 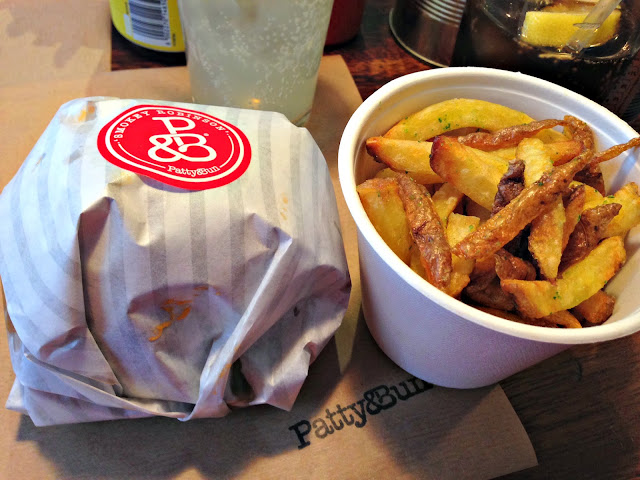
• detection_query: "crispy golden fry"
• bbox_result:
[562,184,586,250]
[478,305,579,328]
[465,198,492,223]
[574,164,606,195]
[463,255,516,310]
[443,213,480,297]
[518,138,554,185]
[453,145,593,260]
[563,115,607,195]
[592,136,640,165]
[517,137,565,279]
[443,268,471,299]
[545,310,582,328]
[546,141,583,165]
[396,174,453,289]
[365,137,443,184]
[465,280,517,311]
[530,202,566,279]
[475,306,561,327]
[475,306,524,321]
[490,147,517,160]
[458,119,565,151]
[491,141,582,165]
[601,182,640,238]
[563,115,595,150]
[357,178,413,264]
[494,249,537,281]
[409,245,426,278]
[384,99,538,141]
[577,181,606,210]
[430,136,509,210]
[469,255,497,285]
[375,167,439,194]
[375,167,402,180]
[572,290,616,326]
[502,236,626,318]
[560,203,621,270]
[492,160,525,214]
[432,182,465,225]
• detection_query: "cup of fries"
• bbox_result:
[338,67,640,388]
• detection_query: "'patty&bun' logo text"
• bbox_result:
[98,104,252,190]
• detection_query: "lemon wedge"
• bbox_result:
[521,8,621,48]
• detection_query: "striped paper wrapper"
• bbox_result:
[0,97,351,426]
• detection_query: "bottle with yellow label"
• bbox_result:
[110,0,184,53]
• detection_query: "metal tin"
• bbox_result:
[389,0,467,67]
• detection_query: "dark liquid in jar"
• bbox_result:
[451,0,640,117]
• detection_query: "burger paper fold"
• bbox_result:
[0,98,351,426]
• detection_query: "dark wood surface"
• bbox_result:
[112,2,640,478]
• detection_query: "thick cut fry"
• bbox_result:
[409,245,426,278]
[465,280,517,311]
[476,306,528,322]
[530,202,565,279]
[432,182,465,225]
[572,290,616,326]
[365,137,443,184]
[517,137,565,279]
[592,136,640,165]
[475,306,560,327]
[375,167,438,194]
[430,136,509,210]
[577,181,605,210]
[463,254,518,311]
[562,184,586,250]
[545,310,582,328]
[458,119,565,151]
[563,115,606,194]
[396,174,453,288]
[518,138,554,185]
[443,213,480,297]
[601,182,640,238]
[357,178,413,264]
[563,115,595,150]
[491,147,517,160]
[375,167,402,180]
[492,160,525,214]
[384,99,537,141]
[560,203,621,270]
[501,236,626,318]
[574,165,606,195]
[469,255,497,286]
[490,142,580,163]
[452,146,593,260]
[494,249,537,281]
[546,141,583,165]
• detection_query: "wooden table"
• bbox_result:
[112,2,640,478]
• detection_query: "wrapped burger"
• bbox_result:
[0,98,351,426]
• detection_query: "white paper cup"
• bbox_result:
[338,67,640,389]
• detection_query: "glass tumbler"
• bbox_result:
[450,0,640,120]
[179,0,334,126]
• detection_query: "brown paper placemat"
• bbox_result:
[0,0,111,87]
[0,56,537,479]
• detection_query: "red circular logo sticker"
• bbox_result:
[97,104,252,190]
